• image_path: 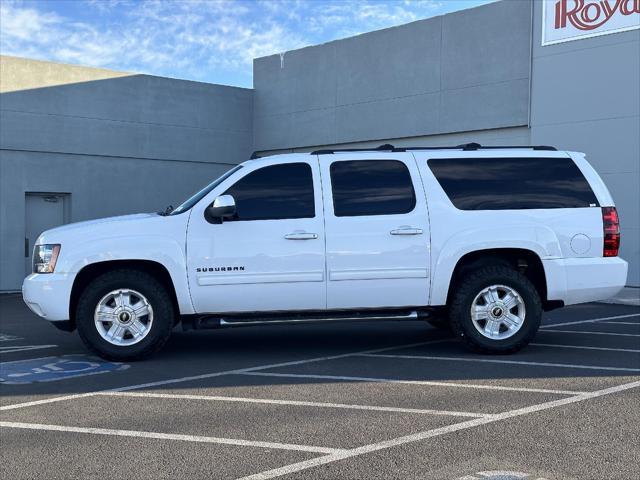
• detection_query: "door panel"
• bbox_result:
[186,159,326,313]
[320,154,431,310]
[25,193,69,276]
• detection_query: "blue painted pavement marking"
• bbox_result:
[0,355,129,384]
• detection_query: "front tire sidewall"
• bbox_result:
[76,270,174,361]
[450,267,542,353]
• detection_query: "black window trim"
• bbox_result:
[329,158,417,218]
[222,161,316,222]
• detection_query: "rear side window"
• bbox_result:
[330,160,416,217]
[224,163,315,221]
[428,157,599,210]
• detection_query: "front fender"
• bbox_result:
[430,225,561,305]
[60,235,194,315]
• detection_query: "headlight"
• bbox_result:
[33,244,61,273]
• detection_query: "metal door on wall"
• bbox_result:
[24,193,70,276]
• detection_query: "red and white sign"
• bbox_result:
[542,0,640,45]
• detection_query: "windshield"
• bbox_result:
[169,165,243,215]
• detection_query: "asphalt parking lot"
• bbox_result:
[1,294,639,480]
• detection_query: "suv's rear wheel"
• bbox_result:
[76,270,174,361]
[449,265,542,354]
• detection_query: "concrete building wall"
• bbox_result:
[253,0,532,152]
[530,0,640,285]
[0,56,253,290]
[0,56,253,164]
[263,126,531,155]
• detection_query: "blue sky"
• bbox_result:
[1,0,495,87]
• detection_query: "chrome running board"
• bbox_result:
[219,310,419,327]
[187,310,422,330]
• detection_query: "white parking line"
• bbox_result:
[0,334,23,342]
[541,313,640,328]
[240,371,586,396]
[0,393,98,412]
[598,321,640,326]
[0,421,344,455]
[541,330,640,338]
[531,343,640,353]
[101,391,489,419]
[239,379,640,480]
[0,339,448,411]
[358,353,640,373]
[0,345,57,354]
[0,355,58,365]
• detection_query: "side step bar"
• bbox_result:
[185,310,423,330]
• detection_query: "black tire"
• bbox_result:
[449,265,542,354]
[76,269,175,361]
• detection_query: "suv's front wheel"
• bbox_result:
[449,265,542,354]
[76,269,175,361]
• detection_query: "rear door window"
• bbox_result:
[428,157,599,210]
[330,160,416,217]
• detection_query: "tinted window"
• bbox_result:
[224,163,314,221]
[330,160,416,217]
[428,157,599,210]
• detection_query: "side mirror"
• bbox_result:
[205,195,236,223]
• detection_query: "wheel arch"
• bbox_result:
[69,260,181,330]
[435,248,560,311]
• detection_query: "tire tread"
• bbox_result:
[76,269,174,361]
[449,265,542,354]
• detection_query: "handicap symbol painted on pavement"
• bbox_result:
[0,355,129,384]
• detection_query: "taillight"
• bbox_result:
[602,207,620,257]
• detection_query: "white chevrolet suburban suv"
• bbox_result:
[22,143,628,360]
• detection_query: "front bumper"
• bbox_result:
[22,272,74,321]
[543,256,628,306]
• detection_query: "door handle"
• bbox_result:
[390,226,423,236]
[284,232,318,240]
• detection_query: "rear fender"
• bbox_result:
[430,226,561,305]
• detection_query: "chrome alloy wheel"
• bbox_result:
[470,284,526,340]
[94,289,154,346]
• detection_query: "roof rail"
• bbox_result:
[310,143,557,155]
[452,143,558,151]
[311,144,395,155]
